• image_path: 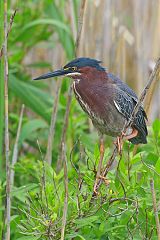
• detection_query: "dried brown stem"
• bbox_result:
[75,0,86,57]
[69,0,77,41]
[45,79,62,165]
[11,104,24,186]
[150,178,160,240]
[0,9,17,58]
[92,57,160,195]
[57,0,86,171]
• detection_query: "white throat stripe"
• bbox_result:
[66,72,81,76]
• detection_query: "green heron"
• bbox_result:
[34,57,148,152]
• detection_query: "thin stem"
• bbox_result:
[150,178,160,240]
[57,0,86,172]
[93,136,104,195]
[0,9,17,58]
[4,0,10,239]
[60,143,68,240]
[11,105,24,186]
[45,79,62,165]
[0,0,4,174]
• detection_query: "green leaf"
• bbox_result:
[17,236,40,240]
[12,184,38,202]
[66,233,86,240]
[21,18,71,34]
[19,119,48,145]
[155,157,160,173]
[75,216,99,227]
[152,119,160,134]
[9,74,53,122]
[27,62,52,68]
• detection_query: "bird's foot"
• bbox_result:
[93,175,110,195]
[99,175,111,186]
[123,128,138,140]
[114,136,123,155]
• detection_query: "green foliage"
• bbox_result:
[11,121,160,239]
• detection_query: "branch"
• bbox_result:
[150,178,160,240]
[57,0,86,172]
[124,57,160,132]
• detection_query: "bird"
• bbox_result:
[33,57,148,151]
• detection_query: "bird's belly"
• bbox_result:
[92,105,126,137]
[77,96,126,136]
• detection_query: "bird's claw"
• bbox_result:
[93,175,110,195]
[114,136,123,155]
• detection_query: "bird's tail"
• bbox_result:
[129,134,147,144]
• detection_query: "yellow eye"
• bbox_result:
[72,66,77,71]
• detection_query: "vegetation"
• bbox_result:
[0,1,160,239]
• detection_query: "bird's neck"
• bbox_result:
[73,68,108,85]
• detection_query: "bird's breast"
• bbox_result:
[73,80,94,118]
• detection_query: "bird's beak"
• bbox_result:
[33,69,69,80]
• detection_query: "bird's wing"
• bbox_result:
[108,72,147,120]
[114,89,148,138]
[108,73,138,101]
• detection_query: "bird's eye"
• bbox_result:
[72,66,77,71]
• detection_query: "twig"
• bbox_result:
[3,0,10,239]
[57,0,86,172]
[93,57,160,195]
[124,57,160,132]
[45,79,62,165]
[0,9,17,58]
[60,143,68,240]
[127,144,131,181]
[150,178,160,240]
[145,208,148,239]
[127,197,139,240]
[69,0,77,41]
[10,105,24,186]
[74,0,86,57]
[37,140,49,215]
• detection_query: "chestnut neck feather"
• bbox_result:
[72,66,108,84]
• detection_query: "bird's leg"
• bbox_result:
[114,128,138,154]
[114,136,123,154]
[123,128,138,140]
[93,136,105,195]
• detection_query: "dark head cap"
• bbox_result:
[64,57,105,71]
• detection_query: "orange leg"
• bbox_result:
[124,128,138,140]
[114,136,123,154]
[114,128,138,154]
